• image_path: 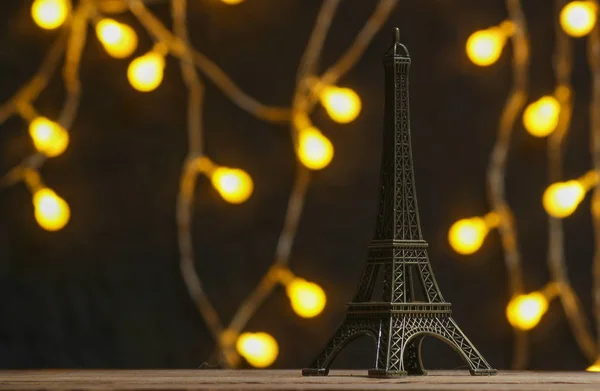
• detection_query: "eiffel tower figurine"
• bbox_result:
[302,29,496,378]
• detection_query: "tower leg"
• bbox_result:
[367,315,496,377]
[302,320,377,376]
[403,335,427,375]
[368,318,407,377]
[443,317,496,376]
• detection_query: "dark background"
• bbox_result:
[0,0,596,370]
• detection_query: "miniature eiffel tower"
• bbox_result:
[302,29,496,378]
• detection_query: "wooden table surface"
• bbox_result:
[0,369,599,390]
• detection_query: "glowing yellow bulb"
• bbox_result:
[211,167,253,204]
[286,278,326,318]
[319,86,362,124]
[560,1,597,37]
[587,359,600,372]
[523,96,560,137]
[221,0,245,4]
[543,180,585,218]
[466,28,506,66]
[29,116,69,157]
[297,127,334,170]
[236,332,278,368]
[448,217,489,255]
[506,292,549,330]
[31,0,68,30]
[33,188,70,231]
[127,52,165,92]
[96,19,138,59]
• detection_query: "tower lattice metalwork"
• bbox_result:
[302,29,496,378]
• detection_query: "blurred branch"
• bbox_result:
[487,0,529,369]
[588,0,600,361]
[548,0,596,363]
[127,0,291,123]
[171,0,226,360]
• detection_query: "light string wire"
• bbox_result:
[589,0,600,362]
[1,0,90,189]
[171,0,226,356]
[221,0,398,364]
[0,0,397,368]
[126,0,397,366]
[0,32,68,188]
[548,0,596,363]
[226,0,342,341]
[487,0,529,369]
[127,0,290,123]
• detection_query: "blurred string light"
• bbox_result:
[466,20,515,66]
[318,84,362,124]
[0,0,395,369]
[506,283,559,331]
[20,170,70,232]
[543,170,597,218]
[29,116,70,158]
[273,266,327,318]
[95,18,138,59]
[221,0,245,4]
[560,1,597,37]
[460,0,600,371]
[31,0,69,30]
[448,212,500,255]
[236,332,278,368]
[190,157,254,204]
[33,187,70,231]
[294,114,335,170]
[11,0,600,372]
[588,360,600,372]
[127,44,167,92]
[210,167,254,204]
[522,95,561,137]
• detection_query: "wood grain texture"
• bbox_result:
[0,370,599,390]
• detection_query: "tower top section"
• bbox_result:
[385,28,410,59]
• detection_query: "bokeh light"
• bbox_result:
[319,85,362,124]
[96,18,138,59]
[33,188,70,231]
[127,52,165,92]
[29,116,69,158]
[523,96,560,137]
[466,29,505,66]
[506,292,549,331]
[448,217,489,255]
[211,167,254,204]
[587,360,600,372]
[286,278,326,318]
[543,180,585,218]
[297,127,334,170]
[236,332,278,368]
[31,0,68,30]
[560,1,597,37]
